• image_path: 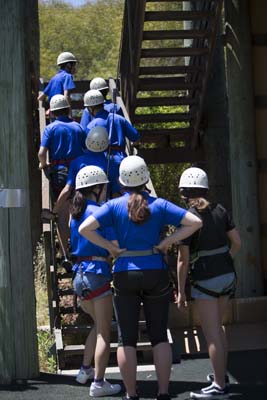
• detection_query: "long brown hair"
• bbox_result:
[127,186,151,224]
[70,186,102,220]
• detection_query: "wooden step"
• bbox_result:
[64,341,152,356]
[138,77,201,91]
[133,112,193,124]
[137,146,205,164]
[141,47,208,58]
[143,29,210,40]
[139,65,203,76]
[136,96,197,107]
[144,11,213,22]
[146,0,204,2]
[59,288,74,297]
[138,127,193,140]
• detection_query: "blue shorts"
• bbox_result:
[73,271,111,300]
[191,272,236,300]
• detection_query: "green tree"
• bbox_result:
[39,0,124,80]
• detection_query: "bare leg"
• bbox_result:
[80,300,96,367]
[93,294,113,379]
[56,200,70,257]
[153,342,172,395]
[194,298,228,388]
[117,346,137,397]
[218,296,230,374]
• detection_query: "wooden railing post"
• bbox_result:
[0,0,39,383]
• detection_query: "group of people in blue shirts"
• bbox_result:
[38,52,241,400]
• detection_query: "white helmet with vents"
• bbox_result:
[75,166,109,190]
[119,155,150,187]
[86,126,109,152]
[50,94,70,111]
[90,77,108,91]
[179,167,209,189]
[84,89,104,107]
[57,51,77,65]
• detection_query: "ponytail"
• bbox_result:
[70,190,87,220]
[128,190,151,224]
[189,197,210,211]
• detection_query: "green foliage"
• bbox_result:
[37,330,57,373]
[39,0,124,80]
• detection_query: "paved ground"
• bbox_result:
[1,350,266,400]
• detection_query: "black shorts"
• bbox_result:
[44,166,68,201]
[113,269,172,347]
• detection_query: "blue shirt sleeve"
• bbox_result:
[40,126,51,148]
[93,202,113,228]
[161,199,187,227]
[63,73,76,91]
[123,119,140,142]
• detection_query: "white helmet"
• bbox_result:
[86,126,109,152]
[50,94,70,111]
[75,166,109,190]
[90,77,108,91]
[84,89,104,107]
[179,167,209,189]
[57,51,77,65]
[119,155,150,187]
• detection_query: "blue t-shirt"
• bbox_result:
[86,110,140,164]
[40,116,86,169]
[80,100,124,131]
[92,192,187,272]
[71,200,116,277]
[43,69,76,102]
[66,151,108,187]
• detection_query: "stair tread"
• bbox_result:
[145,10,213,22]
[136,96,197,107]
[134,112,193,123]
[139,65,203,75]
[138,77,201,91]
[138,127,193,136]
[143,29,210,40]
[141,47,208,58]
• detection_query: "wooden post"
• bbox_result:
[0,0,39,383]
[202,21,233,212]
[225,0,263,296]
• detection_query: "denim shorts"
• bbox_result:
[73,271,111,300]
[191,272,236,300]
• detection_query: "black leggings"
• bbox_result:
[113,269,172,347]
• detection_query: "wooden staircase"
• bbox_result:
[119,0,223,164]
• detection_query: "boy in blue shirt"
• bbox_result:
[38,94,86,265]
[80,77,124,130]
[38,51,77,107]
[84,89,140,196]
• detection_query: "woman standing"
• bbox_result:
[177,167,241,399]
[70,165,121,397]
[79,155,202,400]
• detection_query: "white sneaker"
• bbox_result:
[76,367,94,384]
[89,379,121,397]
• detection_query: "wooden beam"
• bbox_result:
[0,0,39,383]
[225,0,262,297]
[137,147,204,164]
[144,11,213,22]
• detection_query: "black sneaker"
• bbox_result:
[190,382,229,399]
[122,397,139,400]
[207,373,230,385]
[157,394,171,400]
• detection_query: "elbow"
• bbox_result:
[235,237,242,252]
[196,218,203,230]
[78,225,86,236]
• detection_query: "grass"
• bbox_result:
[34,237,57,373]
